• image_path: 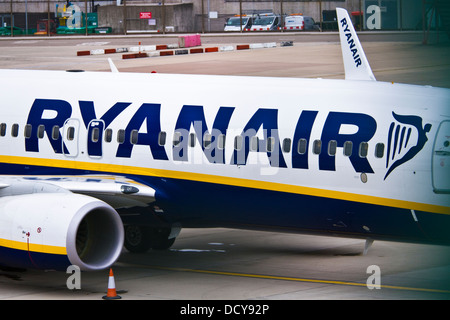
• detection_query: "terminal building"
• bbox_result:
[0,0,449,36]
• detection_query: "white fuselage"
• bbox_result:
[0,69,448,216]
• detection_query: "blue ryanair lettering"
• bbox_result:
[25,98,383,174]
[87,120,105,157]
[320,112,376,173]
[340,17,362,68]
[26,99,72,154]
[231,108,287,168]
[79,100,132,158]
[79,100,131,129]
[292,110,318,169]
[173,105,234,164]
[116,103,168,160]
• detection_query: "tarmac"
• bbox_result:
[0,31,449,87]
[0,32,449,303]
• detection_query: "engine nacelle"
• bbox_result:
[0,193,124,271]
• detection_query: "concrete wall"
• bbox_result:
[1,0,427,33]
[97,1,351,33]
[98,3,194,33]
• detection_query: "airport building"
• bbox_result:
[0,0,448,36]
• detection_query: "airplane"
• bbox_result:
[0,8,449,272]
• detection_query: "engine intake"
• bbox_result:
[0,193,124,271]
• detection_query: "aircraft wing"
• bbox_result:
[0,175,156,209]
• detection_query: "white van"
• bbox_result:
[250,14,280,31]
[224,16,252,32]
[284,14,319,31]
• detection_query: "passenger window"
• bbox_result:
[234,135,243,151]
[189,133,196,147]
[67,126,75,141]
[173,131,182,146]
[343,141,353,156]
[312,140,322,155]
[375,143,385,158]
[37,125,45,139]
[117,129,125,144]
[91,127,100,143]
[11,124,19,138]
[24,124,32,139]
[158,131,166,146]
[130,130,139,144]
[104,128,113,143]
[217,134,226,150]
[328,140,337,156]
[267,137,275,152]
[52,126,60,140]
[0,123,6,137]
[359,142,369,158]
[203,133,212,149]
[250,136,259,151]
[297,138,307,155]
[282,138,291,153]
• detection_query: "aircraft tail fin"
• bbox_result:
[336,8,376,81]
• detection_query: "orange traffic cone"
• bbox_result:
[102,268,121,300]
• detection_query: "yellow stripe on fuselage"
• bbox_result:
[0,237,67,255]
[0,155,449,215]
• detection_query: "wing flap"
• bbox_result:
[0,175,155,209]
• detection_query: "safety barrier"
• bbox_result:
[205,47,219,53]
[159,50,174,56]
[119,42,286,59]
[178,34,202,48]
[76,43,178,57]
[175,49,189,55]
[190,48,204,54]
[76,41,291,60]
[236,44,250,50]
[122,52,148,59]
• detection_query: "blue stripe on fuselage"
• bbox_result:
[0,245,70,271]
[1,162,449,246]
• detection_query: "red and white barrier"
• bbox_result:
[76,39,290,60]
[77,43,178,57]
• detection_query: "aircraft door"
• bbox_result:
[62,118,80,157]
[432,121,450,193]
[87,120,105,158]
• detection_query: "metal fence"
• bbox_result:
[0,0,440,36]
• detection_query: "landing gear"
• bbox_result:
[124,225,176,253]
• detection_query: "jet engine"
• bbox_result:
[0,193,124,271]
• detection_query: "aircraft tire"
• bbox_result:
[151,236,175,250]
[124,225,176,252]
[124,225,153,253]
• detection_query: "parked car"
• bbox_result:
[250,14,281,31]
[284,14,320,31]
[224,15,253,31]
